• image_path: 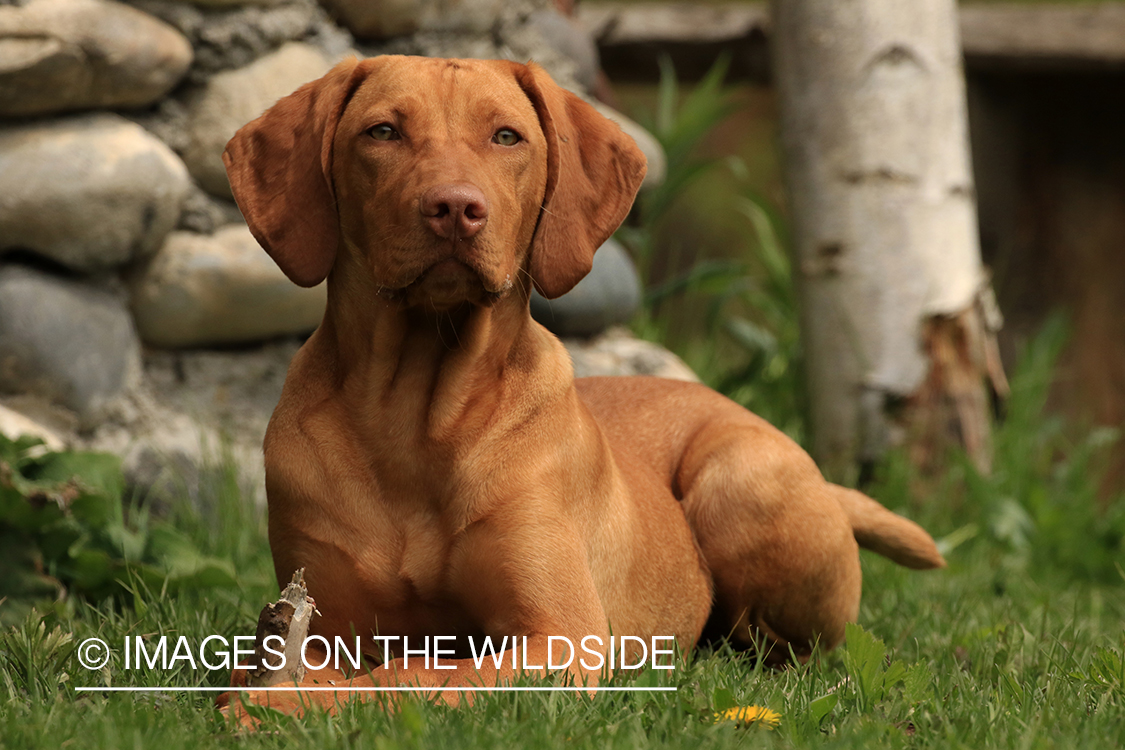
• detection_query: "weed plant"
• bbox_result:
[1,431,1123,749]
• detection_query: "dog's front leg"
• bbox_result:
[366,633,606,701]
[219,634,604,726]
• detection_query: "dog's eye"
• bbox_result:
[369,124,401,141]
[492,128,521,146]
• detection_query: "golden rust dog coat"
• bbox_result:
[220,55,944,716]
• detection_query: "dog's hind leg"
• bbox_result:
[676,421,863,664]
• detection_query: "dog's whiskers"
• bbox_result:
[515,266,534,296]
[445,310,462,349]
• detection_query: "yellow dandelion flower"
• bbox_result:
[715,705,781,729]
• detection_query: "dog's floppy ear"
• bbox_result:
[513,63,647,299]
[223,57,363,287]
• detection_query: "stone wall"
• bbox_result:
[0,0,682,499]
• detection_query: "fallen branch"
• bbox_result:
[246,568,317,687]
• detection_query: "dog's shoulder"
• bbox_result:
[263,336,342,464]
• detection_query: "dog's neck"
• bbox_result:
[317,276,575,446]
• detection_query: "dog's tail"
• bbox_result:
[833,486,946,570]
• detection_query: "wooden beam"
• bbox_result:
[579,2,1125,82]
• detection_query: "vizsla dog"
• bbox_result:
[221,55,944,716]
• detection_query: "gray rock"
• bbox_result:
[89,394,265,512]
[182,41,334,197]
[0,394,78,442]
[187,0,285,8]
[117,412,214,511]
[127,96,191,154]
[0,265,141,427]
[351,5,586,95]
[0,114,191,273]
[87,341,301,505]
[321,0,424,39]
[591,101,666,190]
[324,0,517,40]
[193,6,318,76]
[402,29,578,91]
[176,185,244,234]
[527,8,599,91]
[144,342,296,434]
[129,0,351,82]
[129,225,327,348]
[0,402,67,450]
[531,237,641,338]
[0,0,192,117]
[564,328,698,383]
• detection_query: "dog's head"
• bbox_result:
[223,55,646,310]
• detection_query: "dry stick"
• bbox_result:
[246,568,317,687]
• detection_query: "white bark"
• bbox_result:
[772,0,992,476]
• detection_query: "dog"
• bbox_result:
[219,54,944,717]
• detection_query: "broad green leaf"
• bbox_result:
[60,545,115,592]
[903,661,933,705]
[25,451,123,502]
[712,686,736,712]
[68,490,119,529]
[883,659,907,691]
[809,693,838,725]
[842,623,887,711]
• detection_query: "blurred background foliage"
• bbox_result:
[0,432,272,627]
[616,56,1124,583]
[617,55,804,440]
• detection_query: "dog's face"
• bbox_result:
[223,55,647,308]
[331,58,548,311]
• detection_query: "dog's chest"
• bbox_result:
[302,502,483,639]
[367,512,449,602]
[269,395,507,642]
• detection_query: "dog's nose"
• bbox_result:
[420,184,489,240]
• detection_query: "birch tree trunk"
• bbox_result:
[771,0,1007,480]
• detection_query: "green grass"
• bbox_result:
[1,320,1124,748]
[618,59,806,441]
[1,516,1122,748]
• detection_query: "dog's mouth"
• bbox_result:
[377,256,514,311]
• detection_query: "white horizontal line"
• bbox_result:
[75,686,677,693]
